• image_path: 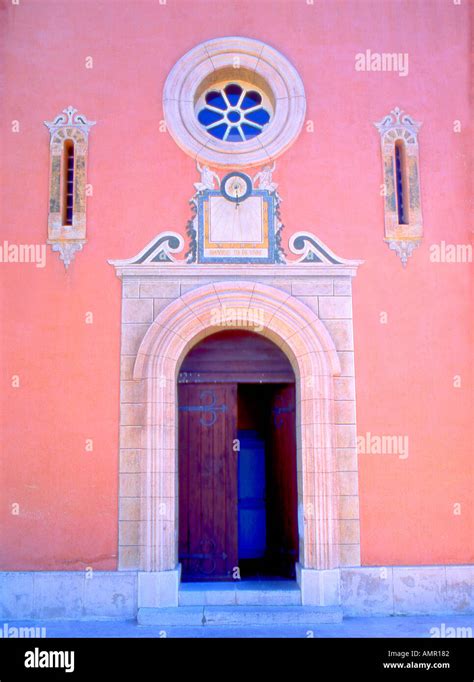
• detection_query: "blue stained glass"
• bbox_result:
[227,111,241,123]
[240,123,260,139]
[198,108,224,126]
[245,108,270,126]
[225,83,243,106]
[241,91,262,109]
[395,144,406,224]
[226,126,243,141]
[205,91,227,110]
[207,123,228,140]
[198,84,271,142]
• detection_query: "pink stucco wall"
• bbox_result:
[0,0,472,569]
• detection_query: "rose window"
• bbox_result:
[197,83,271,142]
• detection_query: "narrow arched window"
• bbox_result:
[45,106,95,268]
[394,140,408,225]
[63,140,75,226]
[374,108,423,266]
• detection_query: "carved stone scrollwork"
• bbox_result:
[288,232,354,265]
[108,231,185,268]
[374,106,421,141]
[387,239,421,268]
[44,105,96,139]
[49,242,84,269]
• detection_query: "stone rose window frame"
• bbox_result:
[163,36,306,169]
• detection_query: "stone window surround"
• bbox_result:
[112,262,362,607]
[44,106,95,269]
[163,37,306,168]
[374,107,423,266]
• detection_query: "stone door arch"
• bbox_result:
[126,281,343,576]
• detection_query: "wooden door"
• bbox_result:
[267,384,299,577]
[178,383,237,581]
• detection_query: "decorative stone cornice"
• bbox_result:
[374,106,422,141]
[108,232,185,266]
[109,261,363,279]
[288,232,361,266]
[109,226,362,275]
[44,105,96,138]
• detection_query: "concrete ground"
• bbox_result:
[4,614,473,638]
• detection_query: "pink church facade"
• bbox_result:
[0,0,472,621]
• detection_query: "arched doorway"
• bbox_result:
[128,279,349,599]
[177,330,299,581]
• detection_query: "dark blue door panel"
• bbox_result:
[238,430,266,559]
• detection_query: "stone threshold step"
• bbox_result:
[179,581,301,606]
[138,605,343,626]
